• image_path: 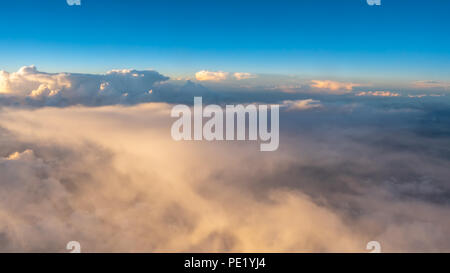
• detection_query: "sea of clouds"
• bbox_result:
[0,66,449,252]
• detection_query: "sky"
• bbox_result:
[1,0,450,82]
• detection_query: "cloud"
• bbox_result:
[282,99,322,111]
[7,66,447,110]
[0,67,373,107]
[0,66,169,106]
[0,104,363,252]
[195,70,229,81]
[0,65,72,96]
[0,67,284,106]
[413,80,450,89]
[356,91,400,97]
[310,80,362,93]
[194,71,256,81]
[408,94,427,98]
[0,100,449,252]
[6,149,35,161]
[233,72,256,80]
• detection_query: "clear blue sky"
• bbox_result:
[1,0,449,82]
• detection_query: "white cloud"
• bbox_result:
[233,72,256,80]
[0,104,449,252]
[195,70,229,81]
[282,99,322,111]
[194,70,256,81]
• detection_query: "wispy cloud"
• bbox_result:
[195,70,256,81]
[233,72,257,80]
[413,80,450,89]
[356,91,400,97]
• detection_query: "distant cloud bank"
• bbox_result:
[0,66,448,108]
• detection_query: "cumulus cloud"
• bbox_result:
[0,104,364,252]
[195,70,229,82]
[408,94,427,98]
[407,94,444,98]
[356,91,400,97]
[413,80,450,89]
[0,66,169,106]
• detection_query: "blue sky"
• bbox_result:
[1,0,449,82]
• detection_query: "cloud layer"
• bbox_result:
[1,66,450,252]
[0,98,449,252]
